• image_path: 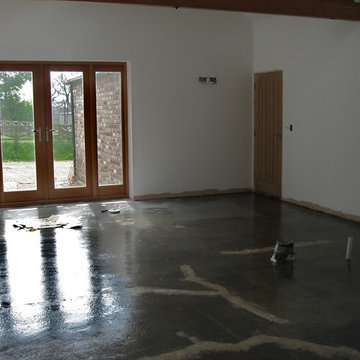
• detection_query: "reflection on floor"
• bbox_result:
[0,194,359,359]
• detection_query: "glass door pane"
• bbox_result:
[0,71,37,192]
[96,72,123,186]
[50,71,86,189]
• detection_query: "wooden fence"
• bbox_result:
[0,120,73,142]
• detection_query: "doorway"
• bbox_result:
[0,62,128,206]
[254,71,282,198]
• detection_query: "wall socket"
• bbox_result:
[198,76,217,85]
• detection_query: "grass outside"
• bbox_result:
[1,140,74,161]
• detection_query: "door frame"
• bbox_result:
[91,63,129,198]
[254,70,283,198]
[0,61,129,206]
[43,64,94,201]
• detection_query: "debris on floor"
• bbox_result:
[101,208,120,214]
[13,214,82,231]
[101,202,134,214]
[270,241,295,265]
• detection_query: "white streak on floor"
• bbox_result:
[137,333,360,360]
[129,287,219,297]
[176,331,200,344]
[221,240,332,255]
[180,265,288,324]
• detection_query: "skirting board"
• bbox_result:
[134,190,359,224]
[133,188,252,201]
[283,197,360,224]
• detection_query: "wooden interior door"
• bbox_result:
[254,71,282,198]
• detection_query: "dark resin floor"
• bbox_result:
[0,194,359,359]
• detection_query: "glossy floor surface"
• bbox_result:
[0,194,359,359]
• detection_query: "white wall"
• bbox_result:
[4,1,357,218]
[0,0,253,198]
[254,16,360,217]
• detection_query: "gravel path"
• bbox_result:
[2,161,74,191]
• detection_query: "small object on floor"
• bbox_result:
[26,226,37,232]
[345,236,354,260]
[109,208,120,214]
[101,208,120,214]
[1,301,11,309]
[12,215,82,231]
[270,241,295,265]
[64,222,83,229]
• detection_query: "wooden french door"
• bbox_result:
[43,65,93,200]
[0,64,45,204]
[0,62,128,206]
[254,71,282,198]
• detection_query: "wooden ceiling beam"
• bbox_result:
[62,0,360,21]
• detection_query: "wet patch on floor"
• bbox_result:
[0,194,360,359]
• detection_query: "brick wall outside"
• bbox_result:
[72,72,123,187]
[96,72,123,186]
